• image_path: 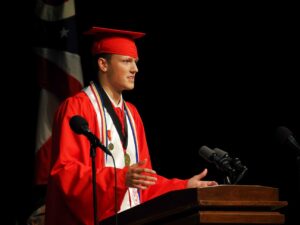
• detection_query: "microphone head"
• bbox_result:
[69,115,89,134]
[276,126,293,145]
[198,145,215,162]
[213,147,228,158]
[276,126,300,156]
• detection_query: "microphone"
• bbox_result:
[214,148,247,172]
[214,147,248,184]
[276,126,300,156]
[199,145,236,176]
[69,115,112,156]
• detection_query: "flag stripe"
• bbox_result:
[35,48,83,84]
[35,54,83,100]
[35,136,52,184]
[35,89,59,151]
[35,0,75,21]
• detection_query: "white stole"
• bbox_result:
[84,82,140,211]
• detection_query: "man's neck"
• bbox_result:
[98,76,122,105]
[102,86,122,106]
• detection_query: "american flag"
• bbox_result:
[34,0,84,185]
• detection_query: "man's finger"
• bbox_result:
[131,179,156,188]
[130,158,147,168]
[132,173,157,181]
[196,168,208,180]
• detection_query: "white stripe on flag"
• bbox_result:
[35,0,75,21]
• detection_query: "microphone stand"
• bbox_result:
[224,176,232,184]
[90,140,98,225]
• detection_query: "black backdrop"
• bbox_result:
[8,1,299,224]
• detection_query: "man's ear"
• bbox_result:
[98,57,108,72]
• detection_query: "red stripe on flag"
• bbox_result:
[36,55,83,101]
[35,137,52,185]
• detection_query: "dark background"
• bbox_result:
[6,1,299,224]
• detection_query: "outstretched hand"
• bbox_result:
[125,159,157,190]
[187,168,218,188]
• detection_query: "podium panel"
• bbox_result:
[99,185,287,225]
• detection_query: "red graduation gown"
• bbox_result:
[45,90,188,225]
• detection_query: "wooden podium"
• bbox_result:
[99,185,288,225]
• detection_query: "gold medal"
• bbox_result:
[108,143,114,151]
[124,153,131,166]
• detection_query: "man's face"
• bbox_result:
[106,54,139,92]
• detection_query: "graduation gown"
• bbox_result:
[45,84,188,225]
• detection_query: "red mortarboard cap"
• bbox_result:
[84,26,145,58]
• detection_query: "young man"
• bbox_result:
[45,26,217,225]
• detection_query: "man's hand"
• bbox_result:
[187,168,218,188]
[126,159,157,189]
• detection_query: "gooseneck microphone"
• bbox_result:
[70,115,112,156]
[276,126,300,156]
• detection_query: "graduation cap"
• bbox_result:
[84,26,145,58]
